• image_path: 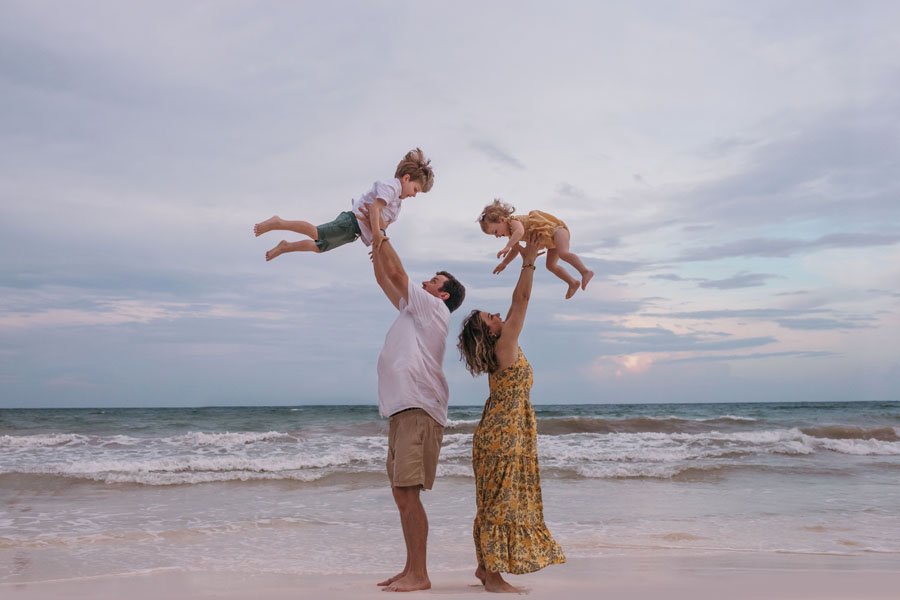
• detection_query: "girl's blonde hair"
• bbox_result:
[395,148,435,192]
[477,199,514,233]
[458,309,499,375]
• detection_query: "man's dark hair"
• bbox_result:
[437,271,465,313]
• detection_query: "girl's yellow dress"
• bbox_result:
[472,347,566,574]
[510,210,568,250]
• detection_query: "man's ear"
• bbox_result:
[440,291,450,301]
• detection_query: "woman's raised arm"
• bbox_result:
[494,232,542,370]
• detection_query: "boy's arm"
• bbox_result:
[497,219,525,259]
[369,199,387,249]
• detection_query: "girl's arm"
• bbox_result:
[494,232,541,370]
[493,244,520,274]
[497,219,525,259]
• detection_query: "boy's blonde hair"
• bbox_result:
[395,148,435,192]
[478,199,515,233]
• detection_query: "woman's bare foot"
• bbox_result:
[377,571,406,587]
[475,566,486,584]
[581,270,594,290]
[265,240,288,261]
[565,281,579,299]
[254,216,281,237]
[484,571,521,593]
[381,574,430,592]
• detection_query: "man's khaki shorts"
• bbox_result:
[386,408,444,490]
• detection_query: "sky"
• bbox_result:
[1,0,898,408]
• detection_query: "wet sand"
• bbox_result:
[5,553,899,600]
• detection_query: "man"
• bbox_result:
[370,237,465,592]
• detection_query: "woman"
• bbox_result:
[458,232,565,593]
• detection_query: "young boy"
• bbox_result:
[254,148,434,261]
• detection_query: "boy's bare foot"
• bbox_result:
[382,574,430,592]
[565,281,579,299]
[484,571,521,594]
[377,571,406,587]
[265,240,288,261]
[581,270,594,290]
[254,216,281,237]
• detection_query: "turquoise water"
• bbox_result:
[1,401,898,582]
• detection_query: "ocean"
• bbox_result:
[1,401,899,583]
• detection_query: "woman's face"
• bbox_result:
[479,311,503,337]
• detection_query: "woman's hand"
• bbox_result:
[520,231,542,264]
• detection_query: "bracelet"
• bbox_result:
[522,263,535,270]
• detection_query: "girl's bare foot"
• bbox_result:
[254,216,281,237]
[565,281,579,299]
[484,571,521,594]
[265,240,288,261]
[581,270,594,290]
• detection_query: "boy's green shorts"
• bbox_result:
[315,211,362,252]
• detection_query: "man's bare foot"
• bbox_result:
[581,270,594,290]
[254,216,281,237]
[484,571,521,593]
[565,281,579,299]
[377,571,406,587]
[382,574,430,592]
[475,566,486,585]
[265,240,288,261]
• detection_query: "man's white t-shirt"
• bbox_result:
[377,279,451,426]
[351,178,403,246]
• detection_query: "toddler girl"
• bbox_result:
[479,199,593,299]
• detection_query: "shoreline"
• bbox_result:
[6,552,900,600]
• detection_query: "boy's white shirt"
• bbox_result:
[377,279,451,426]
[351,178,403,246]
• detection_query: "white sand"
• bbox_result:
[5,553,900,600]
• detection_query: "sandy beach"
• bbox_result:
[4,404,899,598]
[5,553,900,600]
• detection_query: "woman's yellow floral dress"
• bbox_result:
[472,347,566,574]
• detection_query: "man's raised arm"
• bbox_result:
[373,239,409,305]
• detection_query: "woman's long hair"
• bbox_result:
[458,309,499,375]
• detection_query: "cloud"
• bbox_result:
[0,298,285,330]
[552,314,777,354]
[697,272,779,289]
[644,308,828,320]
[556,182,587,199]
[696,135,760,159]
[670,100,900,229]
[659,350,836,364]
[677,232,900,262]
[469,140,526,170]
[775,317,871,331]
